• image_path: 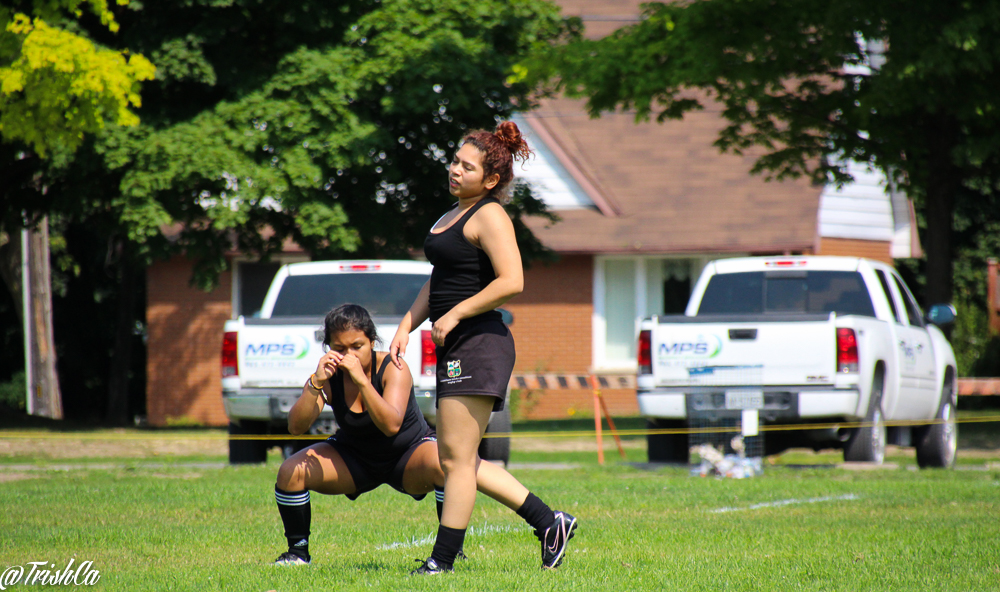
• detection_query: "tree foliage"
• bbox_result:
[16,0,567,289]
[523,0,1000,305]
[0,0,566,420]
[0,1,154,156]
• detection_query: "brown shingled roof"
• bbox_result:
[520,98,821,255]
[521,0,822,256]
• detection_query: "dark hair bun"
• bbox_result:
[494,121,532,163]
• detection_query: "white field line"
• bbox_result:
[377,522,527,550]
[711,493,861,514]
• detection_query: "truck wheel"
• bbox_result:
[229,420,268,464]
[478,405,512,466]
[914,378,957,469]
[843,371,886,464]
[647,419,689,464]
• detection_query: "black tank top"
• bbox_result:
[327,354,429,462]
[424,197,503,324]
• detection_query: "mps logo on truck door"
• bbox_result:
[243,335,311,368]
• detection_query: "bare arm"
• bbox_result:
[432,202,523,345]
[287,382,326,436]
[287,350,337,435]
[389,279,431,368]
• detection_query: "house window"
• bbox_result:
[603,259,637,363]
[594,257,706,370]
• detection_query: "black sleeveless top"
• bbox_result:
[424,197,503,324]
[327,354,429,463]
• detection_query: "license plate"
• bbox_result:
[725,390,764,410]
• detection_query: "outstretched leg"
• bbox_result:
[402,415,577,571]
[471,458,576,568]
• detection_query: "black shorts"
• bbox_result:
[436,318,514,412]
[325,428,437,501]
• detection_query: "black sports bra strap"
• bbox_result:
[443,196,497,236]
[459,197,496,228]
[373,354,393,392]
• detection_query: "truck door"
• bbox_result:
[889,272,937,418]
[871,270,906,418]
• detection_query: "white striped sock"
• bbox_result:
[275,488,310,507]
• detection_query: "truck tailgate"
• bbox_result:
[651,314,836,388]
[237,317,420,387]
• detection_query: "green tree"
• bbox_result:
[1,0,565,421]
[43,0,566,288]
[1,1,154,156]
[0,0,154,419]
[523,0,1000,306]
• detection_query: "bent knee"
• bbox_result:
[276,458,305,490]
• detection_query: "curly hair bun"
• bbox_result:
[494,121,532,163]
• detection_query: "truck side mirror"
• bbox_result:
[926,303,956,327]
[498,308,514,325]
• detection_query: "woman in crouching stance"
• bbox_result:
[272,303,569,571]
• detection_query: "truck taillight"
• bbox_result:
[222,331,239,377]
[637,329,652,375]
[836,328,858,373]
[421,330,437,376]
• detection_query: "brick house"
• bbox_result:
[144,0,921,426]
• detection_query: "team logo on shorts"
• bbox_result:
[446,360,462,378]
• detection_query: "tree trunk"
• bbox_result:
[106,249,136,425]
[26,218,63,419]
[921,117,959,308]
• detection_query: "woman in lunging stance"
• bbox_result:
[390,121,577,575]
[272,304,573,571]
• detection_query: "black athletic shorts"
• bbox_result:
[436,317,514,412]
[325,428,437,501]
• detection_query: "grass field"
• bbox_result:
[2,414,1000,591]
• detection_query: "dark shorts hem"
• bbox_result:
[325,429,437,501]
[435,391,506,412]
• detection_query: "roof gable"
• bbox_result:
[519,97,822,255]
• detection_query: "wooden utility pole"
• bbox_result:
[24,218,63,419]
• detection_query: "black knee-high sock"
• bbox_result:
[516,492,556,537]
[275,486,311,558]
[430,525,465,568]
[434,485,445,521]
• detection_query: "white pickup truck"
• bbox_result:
[221,260,512,464]
[636,256,958,467]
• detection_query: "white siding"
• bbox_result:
[512,116,595,210]
[819,160,894,242]
[889,184,917,258]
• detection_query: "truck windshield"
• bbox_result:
[271,273,428,317]
[697,271,876,317]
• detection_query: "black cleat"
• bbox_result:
[272,551,310,566]
[410,557,453,575]
[540,511,578,569]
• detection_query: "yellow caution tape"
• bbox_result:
[0,415,996,441]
